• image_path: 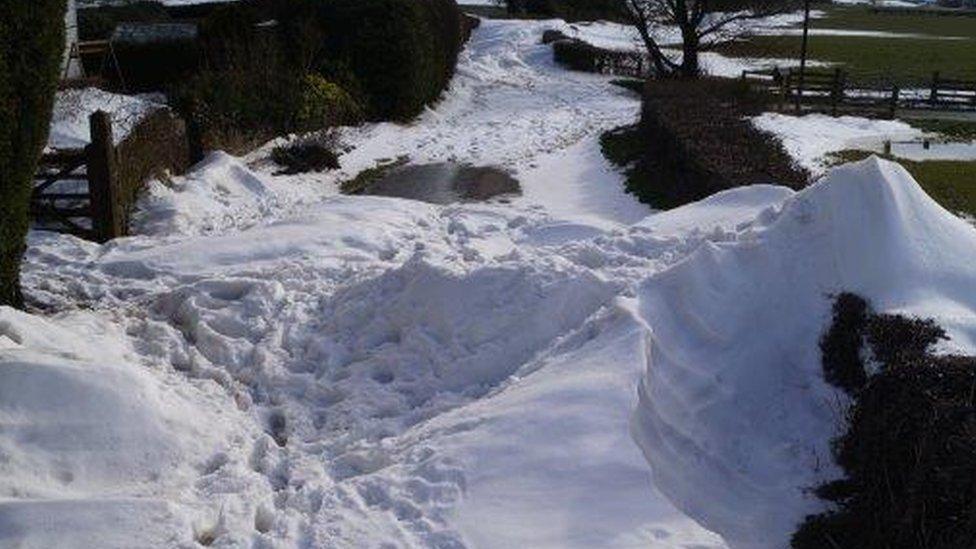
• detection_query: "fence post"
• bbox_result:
[889,86,900,119]
[87,110,123,242]
[783,70,792,112]
[930,71,940,106]
[832,68,843,116]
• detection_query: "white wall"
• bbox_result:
[63,0,81,79]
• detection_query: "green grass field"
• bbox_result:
[812,6,976,36]
[715,6,976,85]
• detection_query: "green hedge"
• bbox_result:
[278,0,464,121]
[0,0,66,307]
[171,3,366,155]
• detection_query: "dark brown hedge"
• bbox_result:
[635,77,809,208]
[794,293,976,549]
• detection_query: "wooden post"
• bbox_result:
[796,0,812,113]
[930,71,940,106]
[782,70,792,112]
[832,68,843,116]
[87,110,122,242]
[889,86,900,119]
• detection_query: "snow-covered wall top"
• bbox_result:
[63,0,81,79]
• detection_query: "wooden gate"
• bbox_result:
[32,108,190,243]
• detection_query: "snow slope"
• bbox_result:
[633,157,976,548]
[0,307,260,548]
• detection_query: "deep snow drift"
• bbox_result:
[8,15,976,549]
[633,157,976,548]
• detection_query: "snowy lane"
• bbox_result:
[11,19,734,548]
[13,15,976,549]
[332,19,648,227]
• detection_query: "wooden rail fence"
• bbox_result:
[32,108,190,242]
[742,68,976,118]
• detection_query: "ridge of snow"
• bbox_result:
[632,156,976,548]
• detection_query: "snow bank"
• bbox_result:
[132,151,344,237]
[632,157,976,548]
[0,307,255,548]
[48,87,159,151]
[753,112,923,173]
[419,307,725,548]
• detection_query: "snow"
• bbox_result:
[11,15,976,549]
[752,112,924,173]
[0,307,258,548]
[47,87,160,151]
[632,157,976,548]
[833,0,932,6]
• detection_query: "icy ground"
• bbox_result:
[6,17,976,549]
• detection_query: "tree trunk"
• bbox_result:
[679,25,701,78]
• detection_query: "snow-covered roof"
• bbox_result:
[112,22,198,45]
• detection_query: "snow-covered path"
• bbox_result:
[8,16,976,549]
[10,19,730,548]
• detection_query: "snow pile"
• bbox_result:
[47,87,160,151]
[0,307,257,548]
[632,157,976,548]
[753,112,923,173]
[133,152,341,236]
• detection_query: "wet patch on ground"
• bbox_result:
[349,162,521,204]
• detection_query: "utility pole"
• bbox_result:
[796,0,812,112]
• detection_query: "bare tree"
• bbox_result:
[618,0,800,78]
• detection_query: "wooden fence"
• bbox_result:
[32,108,190,242]
[742,68,976,118]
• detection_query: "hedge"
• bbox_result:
[635,78,808,208]
[277,0,465,121]
[0,0,67,307]
[171,3,366,155]
[794,293,976,549]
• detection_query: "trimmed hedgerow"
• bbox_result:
[0,0,66,307]
[635,78,809,208]
[794,293,976,549]
[171,0,461,153]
